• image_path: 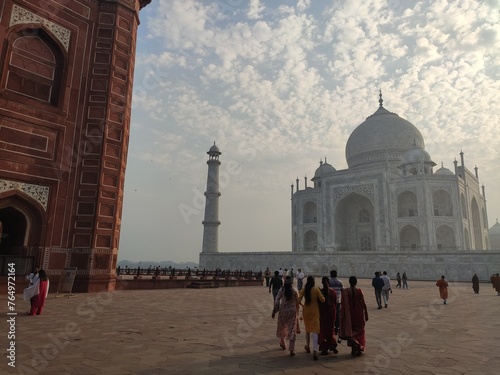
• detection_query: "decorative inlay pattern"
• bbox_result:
[396,186,417,195]
[332,184,374,207]
[0,179,50,210]
[432,185,452,194]
[10,5,71,51]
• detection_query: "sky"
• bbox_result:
[118,0,500,263]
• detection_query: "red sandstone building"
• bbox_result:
[0,0,150,292]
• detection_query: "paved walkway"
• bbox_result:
[1,278,499,374]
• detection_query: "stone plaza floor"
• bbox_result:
[1,278,499,374]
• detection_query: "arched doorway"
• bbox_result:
[334,193,375,251]
[0,192,45,274]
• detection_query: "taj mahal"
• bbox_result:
[199,94,500,282]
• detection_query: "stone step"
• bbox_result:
[187,280,219,289]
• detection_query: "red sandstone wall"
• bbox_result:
[0,0,148,292]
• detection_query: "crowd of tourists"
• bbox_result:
[267,267,368,359]
[266,267,500,360]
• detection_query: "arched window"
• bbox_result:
[432,189,453,217]
[3,28,64,106]
[303,202,317,224]
[359,209,370,223]
[397,190,418,217]
[359,233,371,251]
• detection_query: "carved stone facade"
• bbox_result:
[0,0,149,292]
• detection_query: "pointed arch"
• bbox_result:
[460,193,467,219]
[435,224,456,251]
[1,26,66,106]
[397,190,418,217]
[471,197,483,249]
[0,190,45,258]
[303,230,318,252]
[433,189,453,217]
[303,201,317,224]
[335,193,374,251]
[399,225,421,251]
[464,227,471,250]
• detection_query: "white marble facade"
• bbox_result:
[199,97,500,281]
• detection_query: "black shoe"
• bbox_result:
[377,306,382,309]
[385,304,388,308]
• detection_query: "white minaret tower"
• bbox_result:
[202,142,221,253]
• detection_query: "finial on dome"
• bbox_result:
[325,157,328,164]
[441,162,444,167]
[319,160,323,166]
[379,90,383,107]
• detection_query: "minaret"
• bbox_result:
[202,142,221,253]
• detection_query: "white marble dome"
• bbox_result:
[313,160,336,178]
[401,147,433,163]
[435,165,454,176]
[346,106,425,168]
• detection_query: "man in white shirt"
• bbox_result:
[296,268,304,290]
[380,271,392,308]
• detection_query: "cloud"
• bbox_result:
[121,0,500,262]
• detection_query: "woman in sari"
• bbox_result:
[272,276,300,356]
[24,269,49,315]
[318,276,338,355]
[340,276,368,356]
[299,276,325,360]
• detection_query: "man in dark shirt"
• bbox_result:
[269,270,283,302]
[372,271,385,309]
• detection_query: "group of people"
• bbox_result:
[271,270,369,360]
[371,271,392,309]
[23,266,49,315]
[395,272,409,289]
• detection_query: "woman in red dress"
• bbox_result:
[28,269,49,315]
[340,276,369,356]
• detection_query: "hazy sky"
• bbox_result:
[118,0,500,263]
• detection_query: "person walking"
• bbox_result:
[396,272,402,288]
[472,273,479,294]
[380,271,392,308]
[269,271,283,302]
[24,269,49,315]
[339,276,369,356]
[264,267,271,287]
[329,270,343,335]
[372,272,384,309]
[490,273,500,295]
[436,275,449,304]
[299,276,325,360]
[296,268,305,291]
[272,276,300,356]
[402,272,409,289]
[318,277,338,356]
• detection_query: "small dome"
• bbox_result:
[489,220,500,235]
[313,160,336,179]
[209,143,220,153]
[401,148,433,163]
[435,166,454,176]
